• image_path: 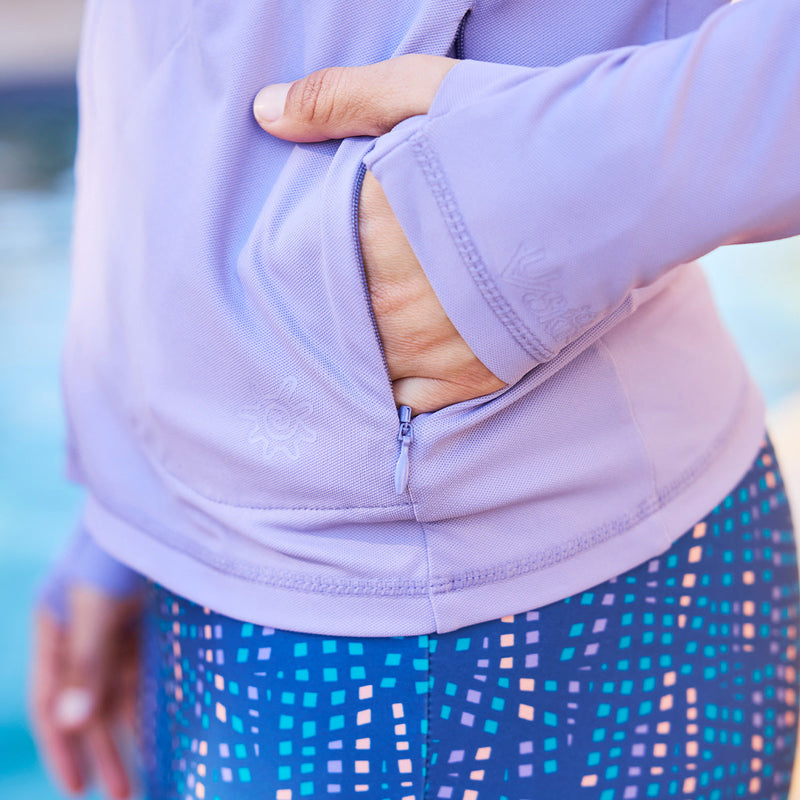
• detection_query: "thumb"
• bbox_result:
[54,585,121,732]
[253,53,456,142]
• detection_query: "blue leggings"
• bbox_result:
[140,439,800,800]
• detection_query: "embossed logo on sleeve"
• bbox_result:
[499,243,548,289]
[501,245,597,344]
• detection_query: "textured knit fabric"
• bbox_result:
[50,0,800,633]
[140,440,800,800]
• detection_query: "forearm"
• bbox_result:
[365,0,800,382]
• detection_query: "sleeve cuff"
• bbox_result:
[36,518,145,624]
[364,101,546,384]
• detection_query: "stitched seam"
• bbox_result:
[119,19,194,143]
[407,478,441,631]
[89,492,436,595]
[426,377,755,592]
[410,448,436,800]
[408,132,553,363]
[90,379,753,596]
[89,490,443,595]
[597,337,672,548]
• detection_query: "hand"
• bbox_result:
[253,55,506,413]
[29,585,142,800]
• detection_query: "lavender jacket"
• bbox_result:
[47,0,799,634]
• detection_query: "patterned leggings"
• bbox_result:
[140,440,800,800]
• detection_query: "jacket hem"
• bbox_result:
[84,377,765,635]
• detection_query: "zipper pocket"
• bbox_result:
[395,404,413,494]
[351,161,415,494]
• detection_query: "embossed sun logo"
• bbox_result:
[238,377,317,461]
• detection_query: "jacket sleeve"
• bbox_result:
[37,519,144,624]
[363,0,800,384]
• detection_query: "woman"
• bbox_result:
[30,0,800,797]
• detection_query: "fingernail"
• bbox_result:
[253,83,290,124]
[54,687,93,729]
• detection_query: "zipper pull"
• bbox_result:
[394,405,413,494]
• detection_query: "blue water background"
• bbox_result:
[1,82,799,798]
[1,83,100,800]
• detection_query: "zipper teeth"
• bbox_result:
[351,163,413,495]
[453,9,471,60]
[351,161,393,387]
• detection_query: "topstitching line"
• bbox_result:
[90,378,752,597]
[408,131,552,363]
